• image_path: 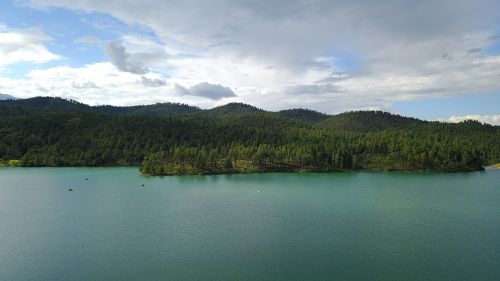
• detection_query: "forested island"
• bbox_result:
[0,97,499,175]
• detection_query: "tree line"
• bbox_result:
[0,98,498,175]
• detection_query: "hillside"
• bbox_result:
[1,97,499,174]
[277,108,330,123]
[0,97,422,129]
[206,102,264,116]
[93,103,201,117]
[318,111,424,131]
[0,96,89,112]
[0,97,200,117]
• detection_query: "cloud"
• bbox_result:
[14,0,500,113]
[72,81,99,89]
[175,82,236,100]
[26,0,499,67]
[467,48,482,54]
[0,62,229,107]
[106,41,148,74]
[35,83,50,93]
[0,62,163,105]
[73,35,104,45]
[140,76,166,87]
[286,84,339,95]
[445,114,500,125]
[0,25,60,65]
[104,36,169,74]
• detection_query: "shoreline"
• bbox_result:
[141,167,485,176]
[1,164,489,176]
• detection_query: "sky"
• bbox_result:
[0,0,499,124]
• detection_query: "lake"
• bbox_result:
[0,167,499,280]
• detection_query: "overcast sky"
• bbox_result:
[1,0,499,124]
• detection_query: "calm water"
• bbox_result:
[0,168,499,281]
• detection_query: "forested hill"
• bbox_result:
[0,96,499,175]
[318,111,424,131]
[0,96,201,117]
[207,103,264,116]
[278,108,330,123]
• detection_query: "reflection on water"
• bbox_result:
[0,167,499,281]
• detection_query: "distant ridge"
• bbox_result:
[0,93,16,100]
[0,96,497,130]
[318,110,425,131]
[93,103,201,117]
[278,108,330,123]
[0,96,200,118]
[207,102,264,115]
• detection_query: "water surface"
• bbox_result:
[0,168,499,280]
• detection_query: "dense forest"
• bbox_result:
[0,97,499,175]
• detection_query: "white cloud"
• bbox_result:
[140,76,166,87]
[0,26,60,65]
[71,81,99,89]
[445,115,500,125]
[175,82,236,100]
[12,0,500,113]
[0,62,229,107]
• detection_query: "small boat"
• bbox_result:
[68,188,73,191]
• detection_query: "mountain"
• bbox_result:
[0,96,494,131]
[206,102,264,116]
[0,96,89,112]
[1,96,498,173]
[318,111,424,131]
[0,96,200,117]
[0,96,496,131]
[93,103,201,117]
[278,108,330,123]
[0,93,16,100]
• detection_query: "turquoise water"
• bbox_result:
[0,167,499,280]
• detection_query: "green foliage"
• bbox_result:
[140,127,495,175]
[0,96,200,118]
[318,110,424,131]
[278,108,330,123]
[7,159,23,167]
[0,97,499,175]
[206,102,264,116]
